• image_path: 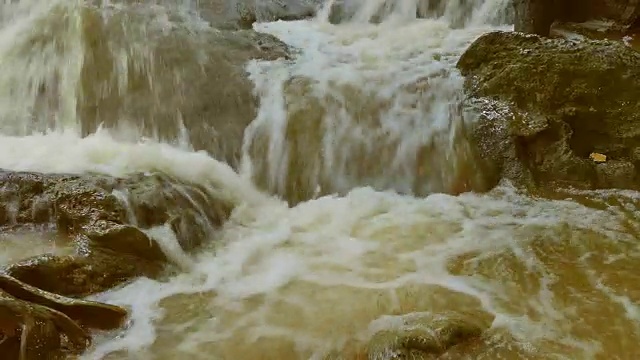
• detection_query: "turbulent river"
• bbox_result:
[1,0,640,359]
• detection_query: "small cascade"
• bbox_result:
[240,0,512,204]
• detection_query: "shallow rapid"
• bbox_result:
[0,0,639,359]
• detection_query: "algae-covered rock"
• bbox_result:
[458,31,640,192]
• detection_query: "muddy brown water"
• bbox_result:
[0,1,639,359]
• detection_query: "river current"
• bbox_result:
[1,0,639,359]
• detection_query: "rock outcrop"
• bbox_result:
[0,169,235,358]
[323,310,496,359]
[245,76,492,205]
[0,170,234,296]
[457,31,640,192]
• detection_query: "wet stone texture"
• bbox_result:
[513,0,640,37]
[0,169,235,359]
[458,31,640,193]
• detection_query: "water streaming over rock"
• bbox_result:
[0,0,639,359]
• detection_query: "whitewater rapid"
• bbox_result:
[0,1,639,359]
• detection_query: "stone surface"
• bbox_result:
[0,169,236,358]
[0,170,235,296]
[245,76,494,205]
[366,311,492,358]
[458,31,640,192]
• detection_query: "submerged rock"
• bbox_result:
[0,170,235,296]
[323,310,493,359]
[365,311,493,359]
[458,31,640,192]
[246,75,494,205]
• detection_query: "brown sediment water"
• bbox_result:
[0,228,73,264]
[0,1,638,359]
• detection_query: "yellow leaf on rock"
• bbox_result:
[589,152,607,163]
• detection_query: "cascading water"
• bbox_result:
[0,0,639,359]
[241,0,512,203]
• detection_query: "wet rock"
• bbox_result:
[4,251,161,298]
[458,31,640,192]
[365,311,493,359]
[0,170,235,296]
[0,273,126,331]
[0,289,91,360]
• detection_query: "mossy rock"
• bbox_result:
[458,31,640,192]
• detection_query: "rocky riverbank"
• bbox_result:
[0,169,234,358]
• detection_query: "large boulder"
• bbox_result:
[513,0,555,36]
[558,0,640,26]
[0,170,234,296]
[457,31,640,192]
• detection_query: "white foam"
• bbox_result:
[0,130,272,207]
[81,182,635,358]
[0,0,639,359]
